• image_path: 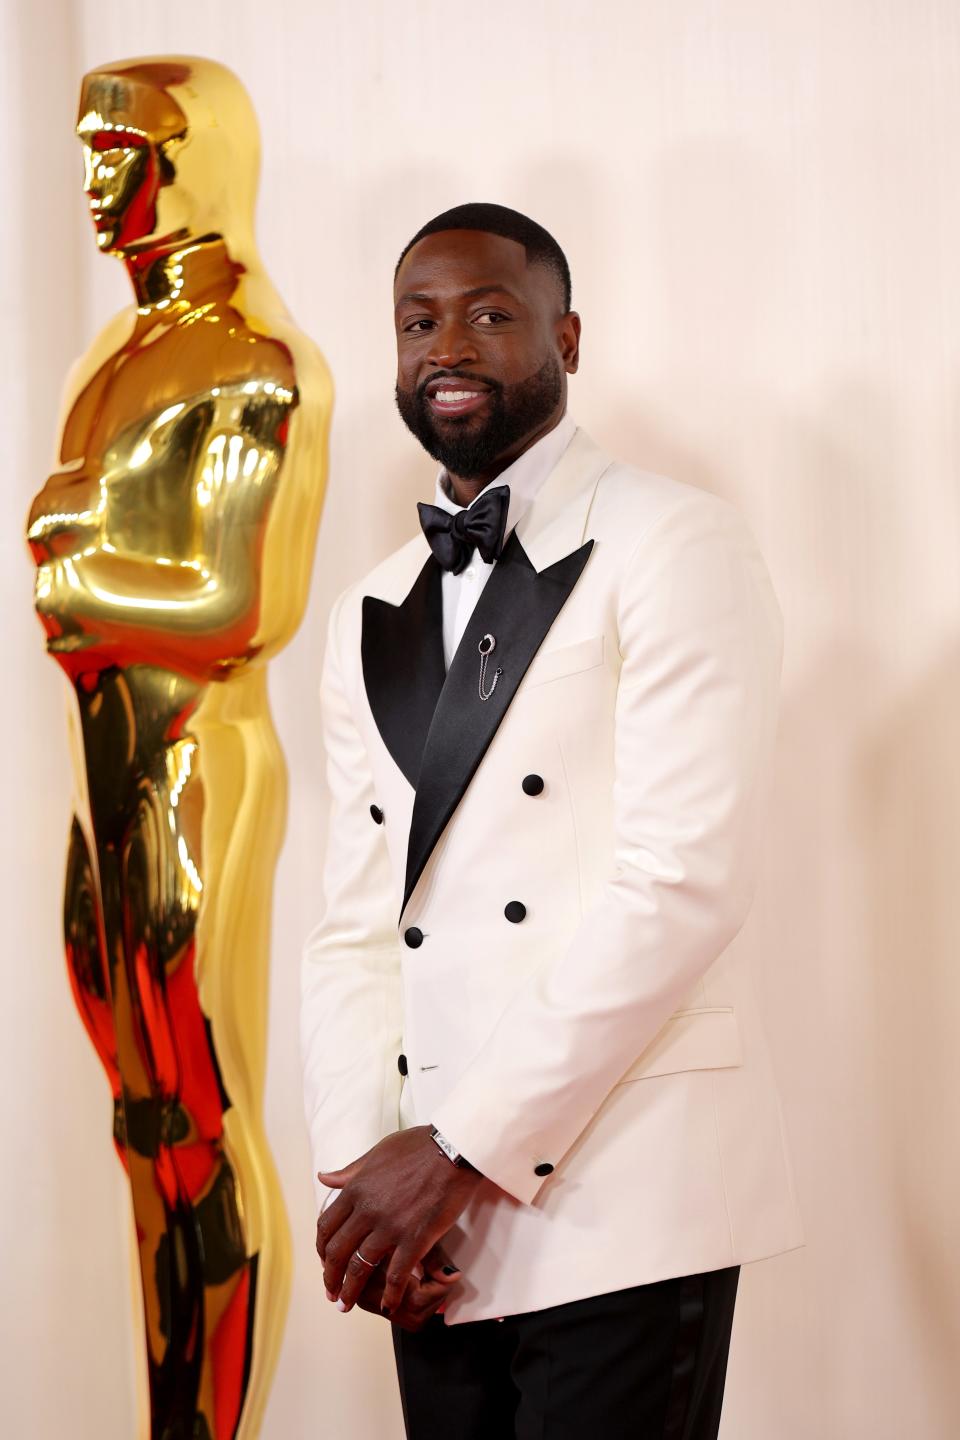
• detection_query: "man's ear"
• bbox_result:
[560,311,581,374]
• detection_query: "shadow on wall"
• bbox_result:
[859,643,960,1435]
[598,135,784,484]
[761,381,958,1439]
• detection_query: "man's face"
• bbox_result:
[394,229,579,479]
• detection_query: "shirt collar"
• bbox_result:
[431,410,578,540]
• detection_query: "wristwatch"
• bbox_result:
[429,1125,477,1171]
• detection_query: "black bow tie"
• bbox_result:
[417,484,511,575]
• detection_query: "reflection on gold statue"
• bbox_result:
[25,56,331,1438]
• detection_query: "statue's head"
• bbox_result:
[77,56,260,257]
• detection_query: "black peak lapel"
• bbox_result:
[400,528,594,919]
[361,555,445,789]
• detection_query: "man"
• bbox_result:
[300,202,803,1438]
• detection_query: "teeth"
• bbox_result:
[435,390,482,403]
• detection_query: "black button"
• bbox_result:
[534,1162,554,1177]
[404,926,424,948]
[370,804,384,824]
[504,901,527,924]
[398,1053,408,1076]
[522,774,544,796]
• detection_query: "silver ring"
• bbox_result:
[355,1249,379,1269]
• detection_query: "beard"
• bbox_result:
[394,354,563,479]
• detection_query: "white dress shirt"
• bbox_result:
[430,409,578,669]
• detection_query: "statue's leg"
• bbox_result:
[157,936,259,1440]
[115,760,262,1440]
[63,814,125,1157]
[187,729,293,1439]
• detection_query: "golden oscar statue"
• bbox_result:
[25,57,331,1439]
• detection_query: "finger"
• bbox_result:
[323,1212,376,1299]
[380,1243,423,1318]
[315,1191,352,1264]
[356,1269,420,1319]
[354,1269,387,1315]
[316,1170,347,1187]
[367,1271,444,1331]
[337,1232,393,1314]
[391,1285,454,1333]
[411,1273,460,1309]
[419,1242,463,1285]
[316,1155,363,1187]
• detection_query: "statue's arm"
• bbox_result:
[35,396,297,663]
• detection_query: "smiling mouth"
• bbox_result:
[426,387,491,418]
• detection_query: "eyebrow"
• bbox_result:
[395,284,521,308]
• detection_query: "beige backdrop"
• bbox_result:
[4,1,958,1436]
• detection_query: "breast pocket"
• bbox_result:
[522,633,605,689]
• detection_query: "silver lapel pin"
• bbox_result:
[477,633,502,701]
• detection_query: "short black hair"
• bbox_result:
[394,202,572,312]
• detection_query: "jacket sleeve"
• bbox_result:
[299,586,403,1215]
[430,492,785,1205]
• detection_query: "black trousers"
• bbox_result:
[391,1266,740,1440]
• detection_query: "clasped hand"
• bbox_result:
[315,1124,482,1330]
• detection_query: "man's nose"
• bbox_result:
[427,317,479,369]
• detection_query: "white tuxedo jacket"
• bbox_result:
[300,424,803,1325]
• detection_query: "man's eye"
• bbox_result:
[474,311,508,325]
[403,319,433,332]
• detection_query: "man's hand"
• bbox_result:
[316,1124,483,1316]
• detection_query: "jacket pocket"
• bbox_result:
[615,1006,742,1083]
[522,633,605,688]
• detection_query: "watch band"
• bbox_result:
[429,1125,475,1170]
